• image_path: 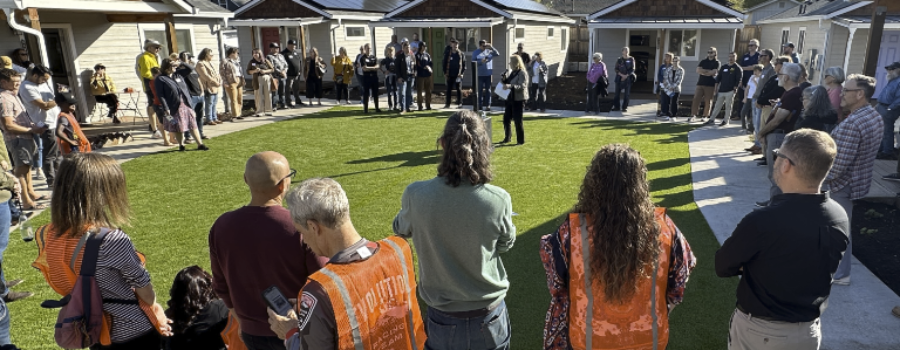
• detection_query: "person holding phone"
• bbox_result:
[268,178,427,350]
[210,152,327,350]
[18,64,59,187]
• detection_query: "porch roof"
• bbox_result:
[832,15,900,29]
[0,0,193,14]
[370,16,504,27]
[588,16,743,29]
[229,16,325,26]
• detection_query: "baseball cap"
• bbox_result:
[54,91,77,105]
[269,42,280,48]
[886,62,900,70]
[94,63,106,70]
[783,42,795,48]
[287,39,297,45]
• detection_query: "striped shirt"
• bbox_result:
[826,105,884,199]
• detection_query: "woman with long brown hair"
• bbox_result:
[33,153,172,349]
[393,110,515,349]
[304,47,326,105]
[165,266,229,350]
[540,144,696,350]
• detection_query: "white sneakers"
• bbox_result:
[33,169,45,180]
[151,131,162,139]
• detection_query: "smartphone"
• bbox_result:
[262,285,293,317]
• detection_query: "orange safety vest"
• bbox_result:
[306,236,427,350]
[568,208,674,350]
[220,312,248,350]
[32,224,168,346]
[58,112,91,155]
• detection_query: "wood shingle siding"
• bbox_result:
[606,0,727,17]
[395,0,497,18]
[237,0,321,19]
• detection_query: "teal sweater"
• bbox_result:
[393,177,516,312]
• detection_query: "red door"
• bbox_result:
[260,27,281,50]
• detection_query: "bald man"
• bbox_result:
[209,152,327,350]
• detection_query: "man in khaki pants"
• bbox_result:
[688,47,720,123]
[716,129,849,350]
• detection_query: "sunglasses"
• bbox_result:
[773,148,794,166]
[748,44,758,47]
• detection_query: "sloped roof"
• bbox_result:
[546,0,627,15]
[761,0,866,22]
[304,0,409,12]
[186,0,233,13]
[834,14,900,25]
[745,0,800,13]
[490,0,566,16]
[386,0,569,19]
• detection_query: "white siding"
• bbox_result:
[307,23,334,83]
[0,23,23,54]
[846,29,869,76]
[516,21,569,80]
[760,20,827,83]
[238,26,254,80]
[828,25,850,75]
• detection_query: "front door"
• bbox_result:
[42,29,69,92]
[875,31,900,98]
[260,27,281,50]
[430,28,446,85]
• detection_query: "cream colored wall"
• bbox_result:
[516,21,569,80]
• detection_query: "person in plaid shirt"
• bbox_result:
[826,74,883,286]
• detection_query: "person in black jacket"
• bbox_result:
[443,39,466,109]
[155,58,209,152]
[165,266,229,350]
[177,52,207,142]
[359,43,381,114]
[281,40,305,108]
[395,42,413,114]
[415,42,433,111]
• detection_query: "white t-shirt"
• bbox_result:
[532,62,540,84]
[19,79,59,128]
[746,75,759,99]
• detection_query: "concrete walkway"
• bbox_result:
[689,121,900,349]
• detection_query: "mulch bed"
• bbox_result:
[852,200,900,296]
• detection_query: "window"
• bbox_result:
[287,27,300,47]
[797,27,806,56]
[547,27,555,40]
[781,28,790,49]
[668,29,699,60]
[780,1,785,8]
[561,28,567,51]
[515,27,525,40]
[454,28,481,53]
[143,29,193,58]
[345,27,365,39]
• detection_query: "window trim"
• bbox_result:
[344,26,366,40]
[514,27,525,42]
[665,29,702,61]
[137,23,197,58]
[560,27,568,53]
[547,26,555,40]
[781,27,791,49]
[797,26,807,57]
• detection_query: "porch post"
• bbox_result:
[862,0,887,77]
[164,14,179,55]
[251,26,258,50]
[25,8,46,67]
[299,25,307,60]
[843,27,857,74]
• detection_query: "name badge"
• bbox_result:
[357,247,372,259]
[723,69,729,72]
[744,57,749,61]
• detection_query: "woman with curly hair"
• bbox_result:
[393,110,515,349]
[165,266,229,350]
[539,144,696,350]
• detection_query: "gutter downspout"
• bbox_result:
[330,18,342,58]
[3,7,49,68]
[508,18,517,74]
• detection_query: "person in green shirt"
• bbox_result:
[393,110,515,350]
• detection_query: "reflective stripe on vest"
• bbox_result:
[382,238,420,350]
[319,267,366,350]
[569,208,673,350]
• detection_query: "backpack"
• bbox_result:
[40,228,110,349]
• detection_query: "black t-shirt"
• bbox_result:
[773,86,804,132]
[741,52,760,86]
[381,58,396,75]
[176,63,203,96]
[697,58,720,86]
[362,55,378,77]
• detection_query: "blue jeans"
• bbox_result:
[272,77,286,107]
[205,91,219,122]
[478,76,492,109]
[0,201,10,298]
[385,76,398,109]
[424,301,511,350]
[832,186,853,280]
[186,95,204,139]
[752,102,762,147]
[877,104,899,153]
[405,76,416,110]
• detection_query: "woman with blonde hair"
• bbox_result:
[304,47,326,105]
[247,48,274,117]
[331,47,353,104]
[33,153,173,349]
[540,144,696,349]
[500,55,529,144]
[394,110,515,350]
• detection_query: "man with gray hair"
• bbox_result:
[826,74,883,285]
[209,152,326,350]
[757,62,803,206]
[717,129,849,350]
[269,177,427,349]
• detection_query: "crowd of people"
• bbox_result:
[0,32,896,350]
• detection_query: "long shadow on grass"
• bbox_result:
[347,150,440,167]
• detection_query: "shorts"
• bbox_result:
[9,137,37,168]
[153,105,167,124]
[143,78,155,106]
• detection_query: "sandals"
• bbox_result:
[24,203,48,211]
[34,195,50,202]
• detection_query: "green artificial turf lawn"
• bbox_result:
[4,107,737,349]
